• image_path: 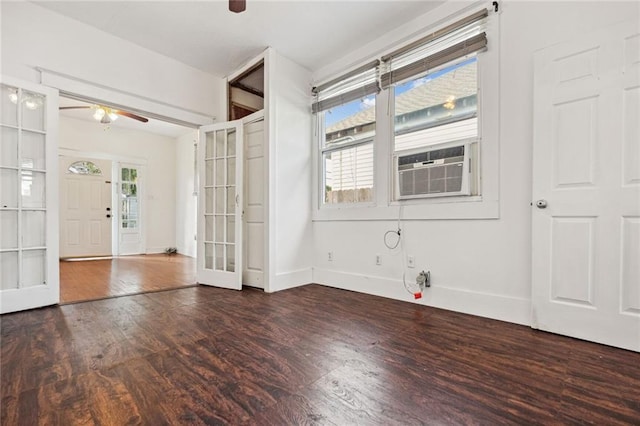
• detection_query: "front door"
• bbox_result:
[59,157,112,258]
[532,20,640,351]
[0,77,60,314]
[197,120,244,289]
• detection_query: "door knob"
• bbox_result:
[535,199,548,209]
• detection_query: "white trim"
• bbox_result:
[58,148,147,166]
[268,268,313,293]
[313,268,531,326]
[265,48,276,294]
[241,109,265,125]
[39,68,214,127]
[145,247,168,254]
[227,49,267,83]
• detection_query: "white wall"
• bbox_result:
[175,131,198,258]
[0,1,225,120]
[267,50,314,291]
[311,1,639,325]
[59,116,178,254]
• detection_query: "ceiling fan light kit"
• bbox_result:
[92,106,118,124]
[60,105,149,125]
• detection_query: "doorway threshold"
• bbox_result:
[61,256,114,262]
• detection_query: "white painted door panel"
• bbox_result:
[59,157,112,257]
[0,76,60,314]
[243,113,265,288]
[532,20,640,351]
[197,120,244,290]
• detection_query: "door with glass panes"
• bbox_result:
[0,77,59,314]
[118,163,144,255]
[197,120,243,289]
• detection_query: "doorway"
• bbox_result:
[57,96,198,303]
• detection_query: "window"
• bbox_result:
[313,61,379,205]
[313,8,489,210]
[322,95,376,204]
[392,58,479,199]
[121,167,138,229]
[67,160,102,175]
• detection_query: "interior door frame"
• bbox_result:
[196,119,244,289]
[0,75,60,314]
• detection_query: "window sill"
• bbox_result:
[313,196,499,221]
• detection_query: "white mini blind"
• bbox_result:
[381,9,488,88]
[312,60,380,113]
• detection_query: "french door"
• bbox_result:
[197,120,244,289]
[0,76,60,314]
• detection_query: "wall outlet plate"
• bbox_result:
[408,256,415,268]
[375,254,382,265]
[328,251,333,261]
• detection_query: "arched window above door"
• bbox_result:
[67,161,102,175]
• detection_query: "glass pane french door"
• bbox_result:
[0,77,59,313]
[117,163,144,255]
[197,120,243,289]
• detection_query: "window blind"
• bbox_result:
[312,60,380,114]
[380,9,488,89]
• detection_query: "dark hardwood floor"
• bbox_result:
[1,284,639,425]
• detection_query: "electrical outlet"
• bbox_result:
[328,251,333,261]
[408,256,415,268]
[376,254,382,265]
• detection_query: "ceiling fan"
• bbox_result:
[229,0,246,13]
[59,105,149,124]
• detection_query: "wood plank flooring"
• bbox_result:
[59,254,196,304]
[2,284,639,425]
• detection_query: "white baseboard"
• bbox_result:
[145,247,166,255]
[176,244,196,258]
[313,268,531,326]
[269,268,313,293]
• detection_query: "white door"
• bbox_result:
[0,77,60,314]
[532,20,640,351]
[197,120,244,289]
[59,157,112,258]
[242,111,265,289]
[117,163,144,255]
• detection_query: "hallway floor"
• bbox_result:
[59,254,196,303]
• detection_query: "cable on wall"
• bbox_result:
[383,205,403,249]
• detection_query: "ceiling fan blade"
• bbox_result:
[229,0,246,13]
[114,110,149,123]
[59,106,92,110]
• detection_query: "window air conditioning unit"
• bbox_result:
[395,142,472,200]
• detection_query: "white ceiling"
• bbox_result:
[32,0,444,78]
